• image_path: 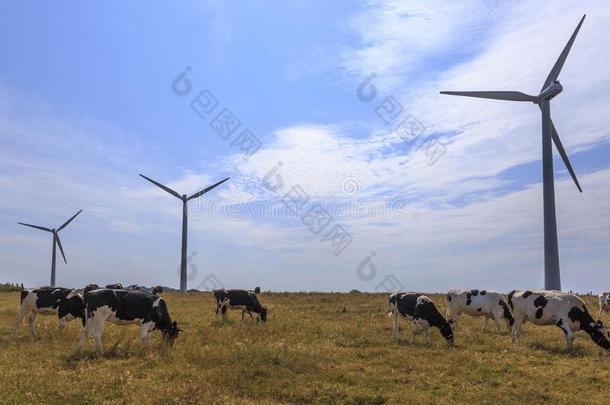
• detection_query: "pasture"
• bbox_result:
[1,291,608,404]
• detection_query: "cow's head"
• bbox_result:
[259,307,268,322]
[163,321,182,346]
[153,298,181,345]
[440,322,454,345]
[588,320,610,350]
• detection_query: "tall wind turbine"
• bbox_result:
[18,209,83,287]
[440,15,586,290]
[139,174,229,292]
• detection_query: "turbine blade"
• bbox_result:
[187,177,230,201]
[139,174,182,199]
[57,209,82,231]
[541,14,585,91]
[55,234,67,264]
[549,118,582,192]
[440,91,537,102]
[18,223,53,233]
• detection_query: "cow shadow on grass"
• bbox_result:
[66,334,146,361]
[528,341,589,357]
[391,337,459,350]
[210,319,236,328]
[210,318,264,328]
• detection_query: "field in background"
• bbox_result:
[1,291,608,404]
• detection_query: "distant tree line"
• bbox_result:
[0,282,23,292]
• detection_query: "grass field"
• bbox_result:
[1,291,609,404]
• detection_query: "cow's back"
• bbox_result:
[511,290,582,325]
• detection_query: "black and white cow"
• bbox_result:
[13,287,86,337]
[105,283,123,289]
[214,289,267,322]
[75,288,181,355]
[446,289,514,333]
[598,291,610,316]
[388,293,454,345]
[509,290,610,350]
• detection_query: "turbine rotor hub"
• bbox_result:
[538,81,563,101]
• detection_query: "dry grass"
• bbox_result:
[1,291,609,404]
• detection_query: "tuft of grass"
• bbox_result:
[1,291,609,403]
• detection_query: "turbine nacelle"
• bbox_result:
[538,81,563,102]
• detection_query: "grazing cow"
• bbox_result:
[14,287,85,337]
[446,289,514,333]
[598,291,610,316]
[509,290,610,350]
[214,289,267,322]
[75,288,181,355]
[388,293,453,345]
[105,283,123,289]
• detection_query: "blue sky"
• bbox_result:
[1,1,609,292]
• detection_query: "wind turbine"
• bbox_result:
[139,174,229,292]
[440,15,586,290]
[18,209,83,287]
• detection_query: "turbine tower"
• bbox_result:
[18,209,83,287]
[139,174,229,292]
[440,15,586,291]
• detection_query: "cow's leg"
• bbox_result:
[411,321,417,344]
[58,316,67,331]
[27,311,38,337]
[139,322,154,347]
[451,315,459,332]
[424,324,430,346]
[565,327,575,351]
[92,317,106,356]
[13,303,30,337]
[483,316,488,332]
[241,310,245,321]
[446,309,457,331]
[74,323,89,354]
[392,312,399,340]
[493,311,502,333]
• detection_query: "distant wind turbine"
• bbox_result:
[18,209,83,287]
[139,174,229,292]
[440,15,586,290]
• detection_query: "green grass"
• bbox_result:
[1,292,608,404]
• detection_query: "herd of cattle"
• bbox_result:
[13,284,265,355]
[10,285,610,356]
[390,290,610,350]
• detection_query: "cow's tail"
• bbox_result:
[499,298,515,326]
[507,290,516,310]
[20,289,28,303]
